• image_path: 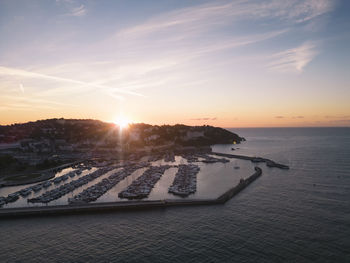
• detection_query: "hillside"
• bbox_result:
[0,119,245,147]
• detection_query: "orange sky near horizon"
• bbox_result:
[1,109,349,128]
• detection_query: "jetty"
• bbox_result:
[0,167,262,218]
[212,152,289,170]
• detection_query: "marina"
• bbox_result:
[0,166,262,218]
[0,149,288,215]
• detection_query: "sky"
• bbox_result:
[0,0,349,127]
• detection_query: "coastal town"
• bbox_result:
[0,118,243,176]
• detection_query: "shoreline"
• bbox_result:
[0,167,262,218]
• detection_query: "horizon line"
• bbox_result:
[0,117,349,129]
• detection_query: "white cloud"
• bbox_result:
[70,4,86,17]
[117,0,334,39]
[19,83,24,93]
[56,1,87,17]
[0,66,143,97]
[0,94,75,111]
[267,42,318,72]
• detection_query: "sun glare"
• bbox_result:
[114,116,131,129]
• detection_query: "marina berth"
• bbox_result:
[181,154,199,163]
[181,153,229,164]
[20,188,32,197]
[43,181,52,188]
[118,165,171,199]
[164,152,175,162]
[168,164,200,197]
[5,193,19,203]
[0,196,6,207]
[0,168,89,205]
[53,177,62,184]
[69,163,150,204]
[32,185,42,192]
[28,167,114,204]
[148,155,163,162]
[195,153,229,164]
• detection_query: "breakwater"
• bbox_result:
[212,152,289,169]
[217,167,262,202]
[0,167,263,218]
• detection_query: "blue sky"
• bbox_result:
[0,0,349,127]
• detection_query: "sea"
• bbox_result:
[0,127,349,263]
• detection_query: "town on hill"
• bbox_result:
[0,118,244,183]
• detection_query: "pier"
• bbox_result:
[212,152,289,170]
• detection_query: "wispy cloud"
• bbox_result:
[324,115,350,119]
[190,117,217,121]
[0,66,143,97]
[327,119,350,126]
[19,83,24,93]
[275,116,285,119]
[0,94,74,111]
[2,94,74,107]
[268,42,318,72]
[69,4,86,17]
[117,0,334,39]
[56,0,87,17]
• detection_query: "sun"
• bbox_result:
[114,116,131,129]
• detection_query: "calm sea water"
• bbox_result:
[1,127,349,263]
